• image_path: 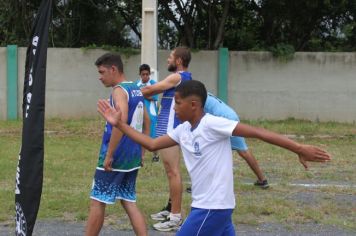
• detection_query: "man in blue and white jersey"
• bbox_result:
[140,47,192,231]
[85,53,149,236]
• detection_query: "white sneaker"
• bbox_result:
[150,209,170,221]
[153,216,182,232]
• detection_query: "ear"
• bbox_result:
[111,65,118,73]
[176,57,183,66]
[191,100,199,110]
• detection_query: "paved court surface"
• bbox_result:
[1,220,354,236]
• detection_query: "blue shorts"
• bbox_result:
[90,169,138,204]
[230,136,248,151]
[177,208,235,236]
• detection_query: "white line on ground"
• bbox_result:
[242,182,356,189]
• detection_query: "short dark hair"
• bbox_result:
[174,46,191,68]
[95,53,124,73]
[139,64,151,74]
[176,80,207,107]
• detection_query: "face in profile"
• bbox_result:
[167,51,177,72]
[97,65,115,87]
[173,92,188,121]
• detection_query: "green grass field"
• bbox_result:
[0,118,355,231]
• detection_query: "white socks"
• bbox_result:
[169,213,182,221]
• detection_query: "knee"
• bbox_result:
[237,150,248,159]
[165,166,181,179]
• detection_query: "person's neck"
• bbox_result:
[189,111,205,129]
[113,75,127,86]
[175,66,187,72]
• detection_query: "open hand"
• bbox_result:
[297,144,331,170]
[97,99,122,126]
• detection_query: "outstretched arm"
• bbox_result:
[97,99,178,151]
[233,123,331,169]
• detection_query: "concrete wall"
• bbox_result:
[229,52,356,122]
[17,48,137,118]
[0,48,7,120]
[0,48,355,122]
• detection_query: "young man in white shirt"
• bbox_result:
[97,80,331,236]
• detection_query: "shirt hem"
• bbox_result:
[96,166,141,172]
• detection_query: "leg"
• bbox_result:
[230,136,267,183]
[160,145,182,214]
[121,200,147,236]
[85,200,106,236]
[237,150,266,182]
[152,146,182,231]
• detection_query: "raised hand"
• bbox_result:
[97,99,122,126]
[297,144,331,170]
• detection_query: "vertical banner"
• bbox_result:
[15,0,52,235]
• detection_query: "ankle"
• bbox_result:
[169,213,181,221]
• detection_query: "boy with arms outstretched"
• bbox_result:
[97,80,331,236]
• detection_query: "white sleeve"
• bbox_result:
[205,115,238,139]
[167,124,183,144]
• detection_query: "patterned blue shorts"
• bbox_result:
[90,169,138,204]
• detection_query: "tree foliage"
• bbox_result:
[0,0,355,51]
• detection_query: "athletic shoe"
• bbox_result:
[150,209,170,221]
[254,179,269,189]
[186,186,192,193]
[153,216,182,232]
[152,154,159,162]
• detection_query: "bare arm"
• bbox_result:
[103,87,128,171]
[141,73,181,97]
[97,99,178,151]
[233,123,331,169]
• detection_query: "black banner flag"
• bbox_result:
[15,0,52,235]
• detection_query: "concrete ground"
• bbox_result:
[1,220,355,236]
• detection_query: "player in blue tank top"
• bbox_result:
[205,93,268,188]
[156,70,192,136]
[97,81,145,171]
[140,47,192,231]
[86,53,149,236]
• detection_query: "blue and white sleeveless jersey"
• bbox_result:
[156,71,192,137]
[97,81,144,171]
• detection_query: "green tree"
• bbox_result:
[1,0,354,51]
